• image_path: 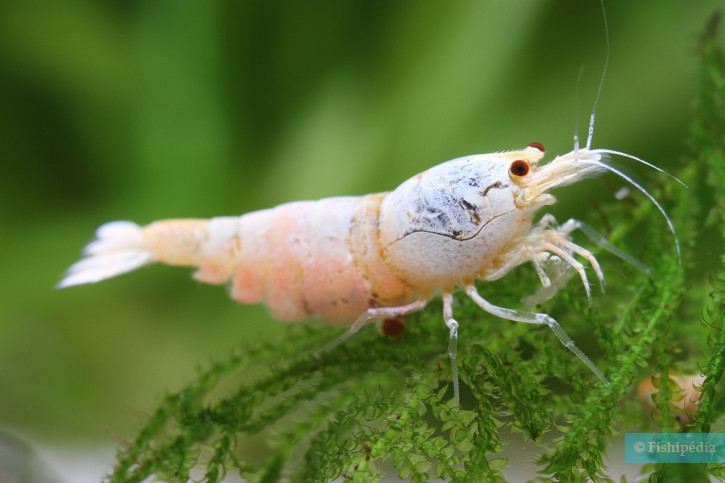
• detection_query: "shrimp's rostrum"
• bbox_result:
[60,141,681,398]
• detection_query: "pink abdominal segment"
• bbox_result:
[206,195,415,326]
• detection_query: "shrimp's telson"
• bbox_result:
[59,143,680,398]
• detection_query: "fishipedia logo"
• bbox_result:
[626,433,725,463]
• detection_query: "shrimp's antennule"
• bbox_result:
[57,221,155,288]
[586,0,610,150]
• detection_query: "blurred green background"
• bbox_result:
[0,0,720,459]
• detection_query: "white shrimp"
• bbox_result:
[58,138,681,401]
[58,1,683,405]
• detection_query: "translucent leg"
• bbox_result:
[442,293,460,409]
[551,236,605,293]
[465,285,609,386]
[523,255,571,309]
[542,241,592,304]
[530,252,552,288]
[560,218,650,275]
[316,299,428,355]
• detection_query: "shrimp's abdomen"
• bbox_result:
[223,195,414,325]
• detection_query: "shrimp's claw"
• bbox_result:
[57,221,155,288]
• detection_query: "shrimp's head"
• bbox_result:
[378,141,681,291]
[378,144,552,290]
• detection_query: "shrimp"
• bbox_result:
[59,139,681,398]
[59,0,683,405]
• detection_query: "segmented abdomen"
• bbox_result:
[195,194,414,325]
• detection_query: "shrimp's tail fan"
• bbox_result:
[57,221,155,288]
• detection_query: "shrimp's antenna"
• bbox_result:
[586,158,682,264]
[573,65,585,159]
[586,0,610,149]
[592,148,688,188]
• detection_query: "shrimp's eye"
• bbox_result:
[527,142,545,152]
[509,160,530,177]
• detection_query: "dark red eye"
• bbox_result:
[527,142,545,152]
[509,160,530,177]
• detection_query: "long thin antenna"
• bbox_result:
[573,65,585,160]
[586,0,610,149]
[587,158,682,264]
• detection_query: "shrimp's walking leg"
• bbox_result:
[559,218,650,275]
[541,241,593,304]
[544,215,648,276]
[488,216,616,305]
[317,299,428,355]
[442,293,461,408]
[465,285,609,385]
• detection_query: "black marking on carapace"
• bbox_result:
[459,198,481,225]
[391,207,517,244]
[458,199,481,225]
[482,181,507,198]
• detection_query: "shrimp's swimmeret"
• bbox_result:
[59,142,682,403]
